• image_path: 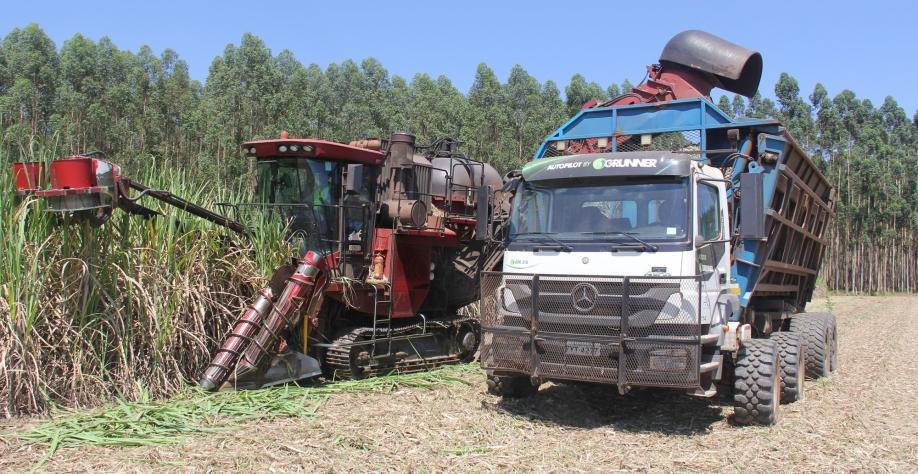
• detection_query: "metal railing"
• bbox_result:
[444,160,488,218]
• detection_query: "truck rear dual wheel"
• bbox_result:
[486,372,539,398]
[769,332,805,403]
[789,312,838,378]
[733,338,781,426]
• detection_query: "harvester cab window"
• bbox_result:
[255,158,343,249]
[343,166,376,238]
[307,160,338,206]
[256,159,341,205]
[272,165,301,204]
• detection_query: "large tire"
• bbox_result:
[486,372,539,398]
[789,312,838,378]
[733,338,781,426]
[769,332,806,403]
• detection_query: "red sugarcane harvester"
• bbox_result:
[12,132,503,390]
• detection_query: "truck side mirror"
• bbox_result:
[739,173,766,240]
[475,185,491,241]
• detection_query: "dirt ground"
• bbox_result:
[2,295,917,473]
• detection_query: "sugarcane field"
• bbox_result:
[2,1,917,472]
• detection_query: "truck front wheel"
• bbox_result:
[789,312,838,378]
[733,338,781,426]
[486,372,539,398]
[769,332,806,403]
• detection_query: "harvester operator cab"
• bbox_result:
[242,135,386,257]
[254,157,341,249]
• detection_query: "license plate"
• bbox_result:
[648,348,689,371]
[565,341,602,357]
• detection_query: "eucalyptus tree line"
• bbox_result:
[2,23,916,293]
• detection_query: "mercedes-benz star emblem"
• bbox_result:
[571,283,598,313]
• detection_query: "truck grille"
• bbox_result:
[480,272,705,388]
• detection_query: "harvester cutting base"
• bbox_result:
[478,30,837,426]
[13,133,502,391]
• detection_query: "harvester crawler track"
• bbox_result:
[324,315,479,379]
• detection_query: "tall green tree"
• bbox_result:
[407,73,465,143]
[324,60,374,141]
[732,95,746,118]
[717,95,733,117]
[463,63,507,166]
[539,80,565,137]
[564,74,605,116]
[746,92,777,118]
[775,73,815,148]
[1,24,58,149]
[620,79,634,94]
[503,65,543,168]
[360,58,393,137]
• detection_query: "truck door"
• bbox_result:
[695,180,729,325]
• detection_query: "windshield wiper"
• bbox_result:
[580,231,659,252]
[513,232,573,252]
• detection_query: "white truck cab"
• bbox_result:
[480,151,739,397]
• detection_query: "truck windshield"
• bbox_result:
[509,177,690,243]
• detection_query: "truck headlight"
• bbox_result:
[648,348,689,371]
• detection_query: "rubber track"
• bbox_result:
[325,316,478,380]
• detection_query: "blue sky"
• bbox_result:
[2,0,916,115]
